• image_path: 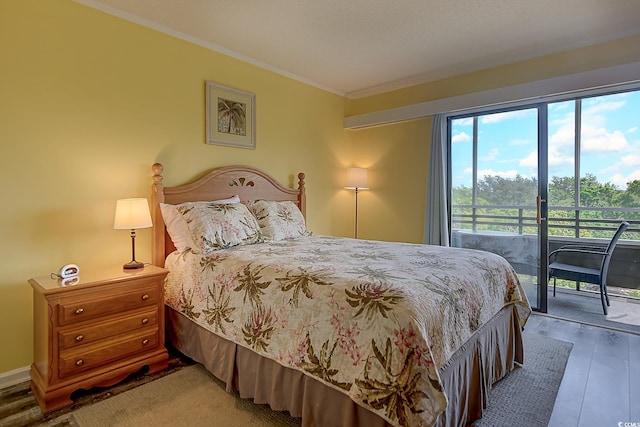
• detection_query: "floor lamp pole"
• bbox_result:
[354,187,359,239]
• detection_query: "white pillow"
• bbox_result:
[160,195,240,251]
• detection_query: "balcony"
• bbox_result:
[451,204,640,332]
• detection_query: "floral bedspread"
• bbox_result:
[164,235,531,427]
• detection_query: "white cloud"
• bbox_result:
[627,127,638,134]
[581,126,628,152]
[520,147,574,169]
[549,148,574,167]
[580,99,626,131]
[452,117,473,127]
[549,123,575,147]
[452,132,471,143]
[476,168,521,180]
[610,170,640,189]
[598,149,640,179]
[582,99,626,116]
[549,110,575,127]
[480,148,499,161]
[481,109,534,124]
[620,153,640,167]
[520,151,538,168]
[549,98,629,153]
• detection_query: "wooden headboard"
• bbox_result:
[151,163,306,267]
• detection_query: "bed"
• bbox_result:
[150,163,531,427]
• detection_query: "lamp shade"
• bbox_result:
[114,198,153,230]
[345,168,369,190]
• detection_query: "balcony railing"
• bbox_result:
[451,204,640,292]
[451,204,640,240]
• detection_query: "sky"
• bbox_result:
[451,90,640,190]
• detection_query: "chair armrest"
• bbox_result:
[556,243,607,251]
[549,246,607,262]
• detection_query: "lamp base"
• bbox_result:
[123,260,145,270]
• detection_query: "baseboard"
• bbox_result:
[0,366,31,389]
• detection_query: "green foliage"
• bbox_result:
[547,174,640,211]
[452,174,639,240]
[476,174,538,206]
[579,174,619,207]
[548,176,575,206]
[615,180,640,207]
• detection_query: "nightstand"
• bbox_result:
[29,265,169,413]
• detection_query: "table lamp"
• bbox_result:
[114,198,153,269]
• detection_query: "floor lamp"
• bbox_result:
[345,168,369,239]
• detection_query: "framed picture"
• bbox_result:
[205,81,256,149]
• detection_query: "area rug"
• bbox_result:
[70,364,300,427]
[472,332,573,427]
[70,333,572,427]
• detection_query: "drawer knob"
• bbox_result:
[141,294,150,301]
[75,335,84,342]
[75,359,84,367]
[142,339,149,345]
[141,318,149,325]
[75,308,84,315]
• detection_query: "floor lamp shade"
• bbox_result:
[345,168,369,190]
[345,168,369,239]
[114,198,152,269]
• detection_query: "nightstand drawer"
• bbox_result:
[57,284,158,326]
[58,329,159,379]
[58,308,158,350]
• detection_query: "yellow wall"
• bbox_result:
[0,0,352,373]
[347,118,431,243]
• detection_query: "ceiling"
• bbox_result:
[77,0,640,98]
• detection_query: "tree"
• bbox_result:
[614,180,640,207]
[548,176,575,206]
[476,175,537,206]
[451,186,472,205]
[579,174,619,207]
[217,98,246,135]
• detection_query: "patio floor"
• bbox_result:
[544,286,640,335]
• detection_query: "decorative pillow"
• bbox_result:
[246,200,310,241]
[177,202,262,253]
[160,195,240,251]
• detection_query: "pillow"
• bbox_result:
[160,195,240,251]
[177,202,262,253]
[246,200,310,241]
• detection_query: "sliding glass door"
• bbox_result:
[449,106,549,311]
[447,87,640,313]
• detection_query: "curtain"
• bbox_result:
[424,114,450,246]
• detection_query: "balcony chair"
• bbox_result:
[548,221,629,315]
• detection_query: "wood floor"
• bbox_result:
[526,313,640,427]
[1,315,638,427]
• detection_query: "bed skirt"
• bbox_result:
[165,304,523,427]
